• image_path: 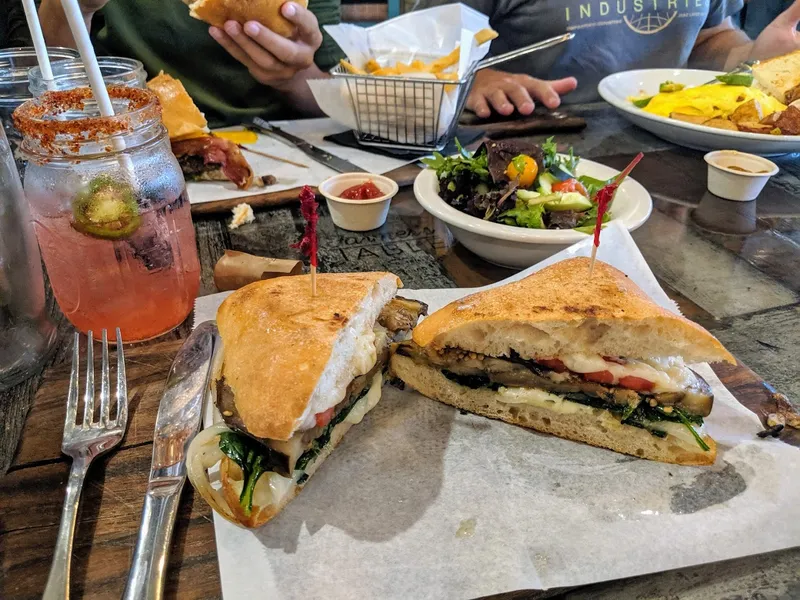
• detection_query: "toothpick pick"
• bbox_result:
[311,265,317,297]
[588,244,598,278]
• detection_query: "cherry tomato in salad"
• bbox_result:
[315,407,335,427]
[583,370,615,384]
[537,358,567,373]
[618,376,655,392]
[552,178,588,196]
[505,154,539,188]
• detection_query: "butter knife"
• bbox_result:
[250,117,366,173]
[122,321,218,600]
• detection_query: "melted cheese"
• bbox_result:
[557,353,696,393]
[346,372,383,425]
[353,328,378,377]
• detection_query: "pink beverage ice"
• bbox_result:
[14,86,201,342]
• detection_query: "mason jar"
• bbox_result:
[14,86,201,343]
[0,125,56,389]
[28,57,146,97]
[0,47,79,173]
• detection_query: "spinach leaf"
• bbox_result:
[219,432,271,516]
[577,174,614,199]
[541,136,579,174]
[666,407,711,451]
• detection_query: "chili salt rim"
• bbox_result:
[12,86,161,152]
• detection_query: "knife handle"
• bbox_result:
[122,478,184,600]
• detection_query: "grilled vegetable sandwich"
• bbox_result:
[390,258,735,466]
[187,272,427,528]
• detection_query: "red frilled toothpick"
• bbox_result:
[588,152,644,278]
[292,185,319,296]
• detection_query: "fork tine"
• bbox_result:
[99,329,111,426]
[82,330,94,426]
[114,328,128,429]
[64,333,80,433]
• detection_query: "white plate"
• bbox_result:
[413,158,652,268]
[598,69,800,156]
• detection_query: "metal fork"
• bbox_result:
[43,329,128,600]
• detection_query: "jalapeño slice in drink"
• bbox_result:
[71,175,141,240]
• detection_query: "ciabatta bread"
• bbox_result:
[412,258,735,364]
[390,353,717,466]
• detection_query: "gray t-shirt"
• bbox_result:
[415,0,743,103]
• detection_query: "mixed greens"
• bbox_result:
[441,370,709,451]
[422,137,613,232]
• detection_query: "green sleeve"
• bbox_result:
[310,0,345,71]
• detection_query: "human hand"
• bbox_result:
[466,69,578,118]
[750,0,800,61]
[209,2,324,89]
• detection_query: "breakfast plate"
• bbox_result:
[598,69,800,155]
[413,157,652,268]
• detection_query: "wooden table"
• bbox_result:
[2,104,799,599]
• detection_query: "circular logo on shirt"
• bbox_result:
[624,11,679,34]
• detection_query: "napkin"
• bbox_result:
[192,222,800,598]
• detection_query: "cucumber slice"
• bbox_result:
[544,192,593,212]
[516,189,541,202]
[537,172,559,194]
[71,175,141,240]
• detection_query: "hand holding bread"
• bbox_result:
[205,0,324,88]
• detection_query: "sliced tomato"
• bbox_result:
[315,407,335,428]
[552,178,588,196]
[583,370,615,384]
[537,358,567,373]
[618,376,655,392]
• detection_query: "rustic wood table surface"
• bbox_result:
[2,104,799,599]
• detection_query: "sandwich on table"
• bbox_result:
[187,272,427,528]
[390,258,735,466]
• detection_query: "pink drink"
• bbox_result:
[32,192,200,342]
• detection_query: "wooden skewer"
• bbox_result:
[238,144,309,169]
[588,244,598,279]
[311,264,317,297]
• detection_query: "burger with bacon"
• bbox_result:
[147,72,260,190]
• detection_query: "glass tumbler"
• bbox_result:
[0,126,56,390]
[28,57,146,97]
[14,86,201,343]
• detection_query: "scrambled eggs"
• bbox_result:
[641,85,786,119]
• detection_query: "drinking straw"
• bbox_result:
[22,0,55,89]
[59,0,132,159]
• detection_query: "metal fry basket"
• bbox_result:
[330,33,575,152]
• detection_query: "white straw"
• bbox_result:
[60,0,134,171]
[22,0,54,88]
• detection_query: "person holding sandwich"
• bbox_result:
[38,0,342,126]
[414,0,800,118]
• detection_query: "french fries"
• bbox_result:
[347,28,498,79]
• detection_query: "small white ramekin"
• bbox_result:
[318,173,399,231]
[703,150,778,202]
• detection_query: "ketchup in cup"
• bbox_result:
[339,180,384,200]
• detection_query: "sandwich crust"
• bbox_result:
[216,272,400,441]
[187,0,308,38]
[413,258,735,364]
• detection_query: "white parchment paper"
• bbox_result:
[193,222,800,597]
[185,119,415,205]
[308,5,492,145]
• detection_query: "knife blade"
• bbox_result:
[122,321,218,600]
[250,117,366,173]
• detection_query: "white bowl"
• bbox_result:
[598,69,800,156]
[413,158,653,268]
[703,151,778,201]
[319,173,398,231]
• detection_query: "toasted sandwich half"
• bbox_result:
[752,49,800,104]
[390,258,735,466]
[187,273,427,528]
